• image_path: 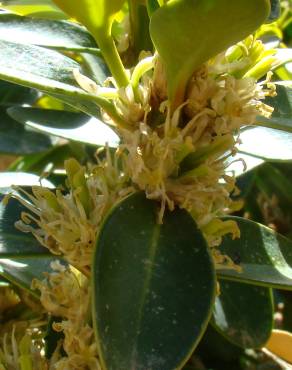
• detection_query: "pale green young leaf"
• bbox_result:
[150,0,271,110]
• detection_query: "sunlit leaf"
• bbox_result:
[0,172,54,194]
[0,257,63,297]
[7,107,119,147]
[52,0,125,34]
[150,0,270,109]
[238,126,292,161]
[0,13,99,53]
[218,216,292,290]
[0,0,66,19]
[0,40,108,117]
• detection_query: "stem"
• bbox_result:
[128,0,153,61]
[91,95,133,130]
[131,56,154,100]
[97,33,129,88]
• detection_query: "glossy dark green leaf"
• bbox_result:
[0,196,52,258]
[267,0,281,22]
[0,108,52,154]
[128,1,153,60]
[0,257,64,298]
[256,84,292,133]
[93,192,216,370]
[212,281,273,348]
[255,163,292,205]
[150,0,270,108]
[217,216,292,290]
[254,163,292,236]
[0,14,99,54]
[0,40,100,108]
[0,80,37,106]
[8,143,82,174]
[8,107,119,147]
[81,53,109,85]
[147,0,160,16]
[238,126,292,161]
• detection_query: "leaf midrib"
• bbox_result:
[131,222,161,368]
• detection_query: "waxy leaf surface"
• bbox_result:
[150,0,270,107]
[8,107,119,147]
[212,281,273,348]
[238,126,292,161]
[0,40,101,116]
[0,14,98,53]
[93,192,216,370]
[0,108,52,154]
[218,216,292,290]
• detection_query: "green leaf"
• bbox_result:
[238,126,292,161]
[0,195,52,258]
[147,0,160,16]
[217,216,292,290]
[0,193,60,297]
[52,0,128,87]
[0,172,54,194]
[255,162,292,205]
[92,192,216,370]
[267,0,281,22]
[0,40,84,94]
[0,80,37,106]
[0,40,119,119]
[256,84,292,133]
[150,0,270,109]
[0,14,100,54]
[128,0,153,60]
[0,0,65,19]
[8,144,83,175]
[0,108,52,154]
[52,0,125,35]
[0,276,10,287]
[212,281,273,348]
[81,53,109,85]
[7,107,119,147]
[0,257,64,298]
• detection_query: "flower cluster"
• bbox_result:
[1,34,277,368]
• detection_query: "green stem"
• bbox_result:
[131,56,154,100]
[91,95,132,130]
[96,33,129,88]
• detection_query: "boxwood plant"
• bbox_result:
[0,0,292,369]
